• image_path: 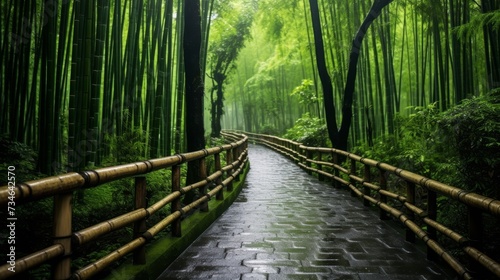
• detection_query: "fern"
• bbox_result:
[453,10,500,41]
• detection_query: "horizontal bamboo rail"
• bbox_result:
[244,131,500,280]
[0,132,248,279]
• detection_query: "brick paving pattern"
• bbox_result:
[157,145,453,280]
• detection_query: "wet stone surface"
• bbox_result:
[157,145,453,280]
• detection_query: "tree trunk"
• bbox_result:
[339,0,393,151]
[210,75,224,138]
[308,0,339,146]
[174,0,185,154]
[184,0,206,203]
[38,0,57,175]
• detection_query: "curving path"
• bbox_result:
[157,144,453,280]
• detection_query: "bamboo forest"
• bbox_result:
[1,0,500,278]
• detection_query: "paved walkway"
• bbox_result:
[157,145,452,280]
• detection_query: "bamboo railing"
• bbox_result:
[0,132,248,279]
[245,131,500,280]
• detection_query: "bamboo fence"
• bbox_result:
[244,131,500,280]
[0,132,248,279]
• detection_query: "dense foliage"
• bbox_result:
[0,129,179,278]
[351,90,500,263]
[0,136,39,185]
[439,89,500,196]
[283,113,329,147]
[282,90,500,262]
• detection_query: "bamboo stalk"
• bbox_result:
[427,190,438,260]
[406,182,416,243]
[349,159,357,197]
[73,209,148,246]
[422,217,467,244]
[403,201,425,216]
[306,150,313,175]
[181,178,209,194]
[0,244,64,278]
[317,169,334,180]
[463,246,500,278]
[215,153,223,200]
[53,193,72,280]
[349,174,363,184]
[225,147,233,191]
[0,173,84,204]
[171,164,181,237]
[182,149,210,162]
[147,191,182,216]
[361,181,380,191]
[207,170,223,183]
[147,156,183,170]
[146,211,183,238]
[379,189,404,201]
[73,237,147,280]
[335,164,349,175]
[363,165,371,206]
[133,176,147,264]
[200,157,209,212]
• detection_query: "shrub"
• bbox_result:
[438,89,500,198]
[283,113,329,147]
[353,91,500,265]
[0,135,40,185]
[354,103,459,183]
[258,123,279,135]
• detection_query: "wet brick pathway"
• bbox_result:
[157,145,452,280]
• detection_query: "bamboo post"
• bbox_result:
[427,190,437,261]
[286,142,290,159]
[226,148,233,191]
[332,152,340,188]
[306,149,312,175]
[406,181,416,243]
[294,143,298,161]
[215,153,223,200]
[300,146,305,167]
[363,165,371,206]
[291,143,300,161]
[468,206,483,276]
[200,157,209,212]
[133,176,147,264]
[468,206,483,247]
[53,193,73,280]
[233,146,240,181]
[379,168,389,220]
[350,158,356,197]
[318,152,324,181]
[171,164,181,237]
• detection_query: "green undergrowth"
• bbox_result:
[282,113,330,147]
[352,90,500,271]
[281,90,499,275]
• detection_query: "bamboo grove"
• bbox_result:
[222,0,499,147]
[1,0,218,176]
[1,0,500,177]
